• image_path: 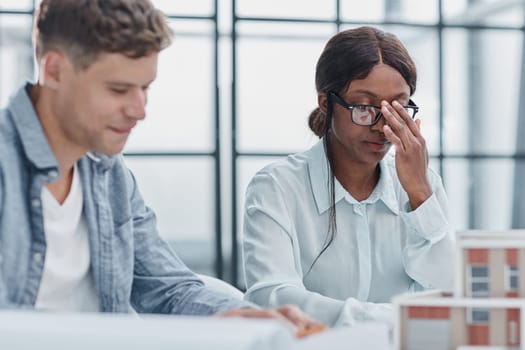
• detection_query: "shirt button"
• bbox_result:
[48,170,58,179]
[31,198,41,208]
[33,253,43,263]
[353,204,363,216]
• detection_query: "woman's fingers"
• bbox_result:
[383,124,404,152]
[380,100,423,153]
[216,305,328,338]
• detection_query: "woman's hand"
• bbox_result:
[216,304,328,338]
[380,100,432,210]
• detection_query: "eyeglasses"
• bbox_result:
[329,92,419,126]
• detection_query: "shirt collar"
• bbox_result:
[307,138,399,215]
[307,139,342,214]
[86,151,117,172]
[9,82,58,171]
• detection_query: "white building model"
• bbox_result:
[394,230,525,350]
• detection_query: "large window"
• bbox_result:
[2,0,525,287]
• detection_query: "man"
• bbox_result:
[0,0,322,334]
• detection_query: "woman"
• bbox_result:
[242,26,455,327]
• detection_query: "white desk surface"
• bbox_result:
[0,311,390,350]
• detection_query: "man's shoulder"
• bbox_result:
[0,107,21,166]
[0,83,36,150]
[0,106,16,140]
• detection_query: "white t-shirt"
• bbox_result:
[35,164,100,312]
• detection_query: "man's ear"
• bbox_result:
[318,92,328,114]
[38,51,67,90]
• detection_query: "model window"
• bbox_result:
[506,265,519,291]
[468,308,490,324]
[469,265,489,297]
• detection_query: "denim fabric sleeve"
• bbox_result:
[0,166,7,308]
[0,168,29,310]
[0,164,3,213]
[0,168,7,308]
[124,167,250,315]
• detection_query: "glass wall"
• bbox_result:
[1,0,524,287]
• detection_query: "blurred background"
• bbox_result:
[1,0,525,288]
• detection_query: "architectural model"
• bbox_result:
[394,230,525,350]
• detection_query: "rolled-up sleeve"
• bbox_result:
[399,170,456,291]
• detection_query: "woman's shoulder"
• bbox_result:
[258,143,320,178]
[249,145,317,192]
[254,153,308,182]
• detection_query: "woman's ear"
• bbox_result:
[318,93,328,114]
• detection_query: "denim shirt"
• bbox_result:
[0,83,249,314]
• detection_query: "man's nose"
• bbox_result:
[125,89,147,120]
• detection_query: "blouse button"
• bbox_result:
[33,252,43,263]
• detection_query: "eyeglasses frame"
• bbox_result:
[328,91,419,126]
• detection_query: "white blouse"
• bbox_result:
[242,139,455,327]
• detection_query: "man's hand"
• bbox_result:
[216,304,327,338]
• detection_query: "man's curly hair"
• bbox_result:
[34,0,173,69]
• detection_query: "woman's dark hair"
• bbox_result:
[306,26,417,274]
